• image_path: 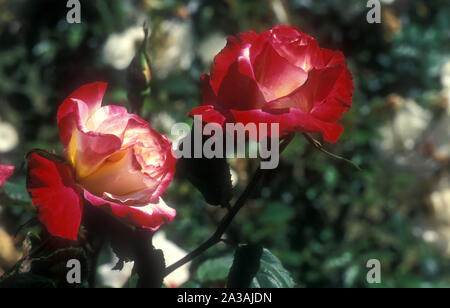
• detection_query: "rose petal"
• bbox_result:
[263,65,347,113]
[68,121,123,179]
[77,148,150,199]
[57,82,107,146]
[57,83,123,179]
[230,108,344,143]
[0,165,14,186]
[200,74,218,106]
[26,153,83,240]
[209,32,258,94]
[268,25,319,72]
[209,36,241,95]
[84,190,176,231]
[311,48,347,70]
[188,105,227,125]
[310,67,354,122]
[62,101,123,179]
[217,61,267,110]
[253,41,308,99]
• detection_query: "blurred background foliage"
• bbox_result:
[0,0,450,287]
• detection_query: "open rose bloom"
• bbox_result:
[27,82,177,240]
[189,25,354,143]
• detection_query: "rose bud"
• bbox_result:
[189,25,354,143]
[27,82,177,240]
[126,25,152,114]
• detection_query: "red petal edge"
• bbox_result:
[0,165,14,186]
[83,189,176,232]
[27,153,83,240]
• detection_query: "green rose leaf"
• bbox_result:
[227,245,296,288]
[250,248,296,288]
[195,255,233,284]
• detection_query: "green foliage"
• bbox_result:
[195,255,234,286]
[0,247,88,288]
[2,180,30,203]
[250,249,296,288]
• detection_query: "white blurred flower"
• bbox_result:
[422,230,439,243]
[0,228,21,268]
[198,33,227,67]
[230,168,238,188]
[0,121,19,153]
[98,197,190,288]
[271,0,289,24]
[151,112,176,136]
[98,255,134,288]
[430,188,450,224]
[102,26,147,70]
[420,176,450,254]
[152,20,194,78]
[441,60,450,113]
[378,99,431,153]
[429,176,450,219]
[441,61,450,89]
[428,113,450,157]
[98,232,191,289]
[98,199,190,288]
[153,231,190,288]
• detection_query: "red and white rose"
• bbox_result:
[27,82,177,240]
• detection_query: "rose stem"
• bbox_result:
[164,133,295,277]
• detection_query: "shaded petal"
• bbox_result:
[26,153,82,240]
[84,190,176,231]
[209,32,258,94]
[0,165,14,186]
[217,61,267,110]
[310,67,354,122]
[230,108,344,143]
[188,105,227,125]
[209,36,241,95]
[311,48,347,70]
[200,74,218,106]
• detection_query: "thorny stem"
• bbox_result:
[164,133,295,277]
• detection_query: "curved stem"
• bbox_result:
[164,133,295,277]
